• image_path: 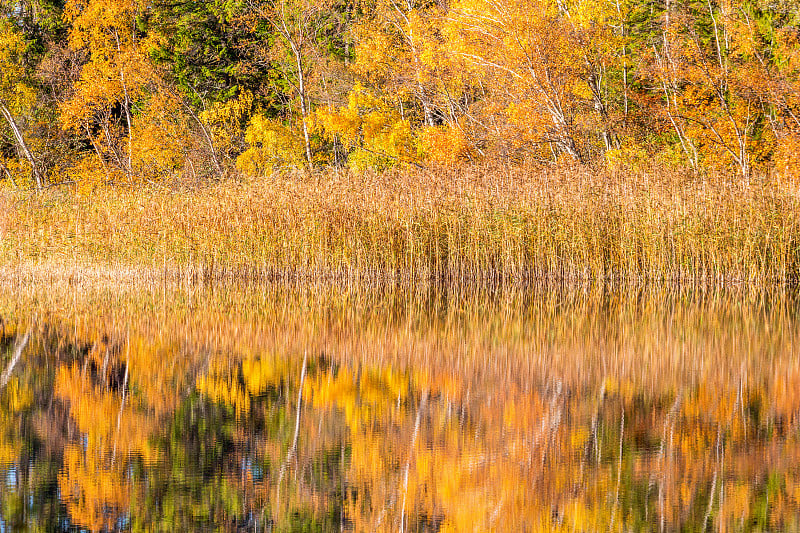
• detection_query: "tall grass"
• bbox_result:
[2,163,799,282]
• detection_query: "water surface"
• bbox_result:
[1,281,799,531]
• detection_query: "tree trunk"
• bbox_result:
[0,99,43,189]
[0,327,31,390]
[120,67,134,176]
[114,29,134,177]
[294,49,314,171]
[185,103,223,175]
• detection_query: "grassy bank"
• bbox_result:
[2,165,799,283]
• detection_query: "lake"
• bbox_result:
[1,279,799,531]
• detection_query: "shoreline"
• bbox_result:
[0,261,797,287]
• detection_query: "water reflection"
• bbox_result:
[0,282,799,531]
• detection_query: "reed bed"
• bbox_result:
[2,164,799,283]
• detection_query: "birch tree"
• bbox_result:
[240,0,348,170]
[61,0,151,181]
[0,20,43,188]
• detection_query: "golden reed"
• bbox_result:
[2,163,798,283]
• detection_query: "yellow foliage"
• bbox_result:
[0,439,19,466]
[60,15,154,131]
[316,84,417,171]
[351,0,443,88]
[199,91,254,157]
[0,22,40,185]
[771,369,800,420]
[66,154,122,190]
[0,378,29,468]
[196,364,251,416]
[0,22,32,109]
[605,142,648,173]
[773,133,800,194]
[308,365,409,430]
[0,156,29,186]
[417,126,470,165]
[505,100,552,140]
[130,95,192,180]
[351,24,400,83]
[2,377,32,412]
[50,350,168,531]
[59,444,131,532]
[444,0,602,160]
[61,0,169,182]
[242,357,287,395]
[64,0,142,49]
[237,114,306,175]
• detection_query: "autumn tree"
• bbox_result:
[639,0,791,176]
[320,0,480,167]
[60,0,192,183]
[0,19,44,187]
[146,0,269,175]
[736,0,800,182]
[315,83,418,170]
[352,0,444,129]
[440,0,630,162]
[233,0,354,172]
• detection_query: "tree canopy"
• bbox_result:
[1,0,799,186]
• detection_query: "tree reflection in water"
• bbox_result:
[0,282,799,531]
